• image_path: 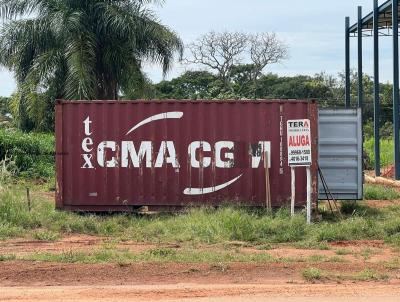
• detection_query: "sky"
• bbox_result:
[0,0,395,96]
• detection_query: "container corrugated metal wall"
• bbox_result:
[318,108,363,200]
[56,100,318,211]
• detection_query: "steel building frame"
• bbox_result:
[346,0,400,179]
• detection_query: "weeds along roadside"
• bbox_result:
[1,183,400,248]
[0,129,400,247]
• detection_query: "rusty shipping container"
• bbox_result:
[55,100,318,211]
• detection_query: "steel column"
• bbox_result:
[393,0,400,180]
[358,6,363,109]
[345,17,351,108]
[373,0,381,176]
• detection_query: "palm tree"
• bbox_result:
[0,0,183,101]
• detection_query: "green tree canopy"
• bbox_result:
[154,70,218,99]
[0,0,183,130]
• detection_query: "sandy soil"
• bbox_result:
[0,235,157,256]
[2,283,400,302]
[1,260,400,302]
[1,235,398,263]
[1,236,400,301]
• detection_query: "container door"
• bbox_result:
[318,108,363,200]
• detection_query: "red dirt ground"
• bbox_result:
[1,236,400,301]
[2,187,400,301]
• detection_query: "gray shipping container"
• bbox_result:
[318,108,363,200]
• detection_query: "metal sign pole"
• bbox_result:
[306,166,312,224]
[345,16,351,108]
[291,167,295,216]
[393,0,400,180]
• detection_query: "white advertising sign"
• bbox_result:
[287,119,312,167]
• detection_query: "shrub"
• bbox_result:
[356,269,388,281]
[302,267,323,281]
[33,230,59,241]
[0,129,54,179]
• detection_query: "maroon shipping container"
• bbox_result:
[55,100,318,211]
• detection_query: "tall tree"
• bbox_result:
[185,31,288,96]
[186,31,247,90]
[249,33,288,97]
[0,0,183,103]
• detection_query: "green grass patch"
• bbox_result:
[293,241,330,250]
[20,248,278,264]
[335,248,351,255]
[0,223,23,240]
[12,247,346,265]
[383,257,400,270]
[328,256,347,263]
[307,254,328,262]
[1,183,400,249]
[0,254,16,261]
[355,268,389,281]
[364,184,400,200]
[306,254,346,263]
[33,230,59,241]
[364,138,394,168]
[255,244,274,250]
[301,267,323,281]
[360,248,376,260]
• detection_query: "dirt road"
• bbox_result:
[1,236,400,301]
[1,283,400,302]
[1,260,400,302]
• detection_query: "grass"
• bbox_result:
[383,257,400,270]
[255,244,273,250]
[355,268,389,281]
[328,256,347,263]
[33,230,59,241]
[293,241,330,250]
[0,246,346,265]
[1,183,400,251]
[364,138,394,168]
[306,254,346,263]
[19,248,280,264]
[307,254,327,262]
[335,248,351,255]
[328,269,390,282]
[340,201,381,216]
[0,254,16,261]
[360,248,376,260]
[301,267,323,281]
[364,184,400,200]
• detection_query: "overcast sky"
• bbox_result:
[0,0,395,96]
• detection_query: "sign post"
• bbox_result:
[287,119,312,223]
[291,167,295,216]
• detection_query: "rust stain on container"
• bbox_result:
[55,100,318,211]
